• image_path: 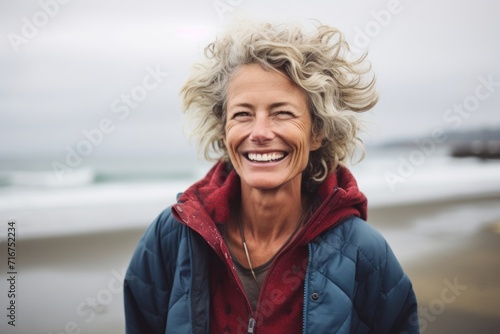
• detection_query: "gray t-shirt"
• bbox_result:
[231,254,272,311]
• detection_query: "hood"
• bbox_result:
[172,161,367,251]
[296,164,367,245]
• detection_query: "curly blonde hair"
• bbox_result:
[181,20,378,190]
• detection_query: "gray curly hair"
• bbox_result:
[181,20,378,190]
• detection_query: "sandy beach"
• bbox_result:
[1,191,500,333]
[403,224,500,333]
[369,194,500,334]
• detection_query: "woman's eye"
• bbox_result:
[232,111,250,119]
[275,111,294,118]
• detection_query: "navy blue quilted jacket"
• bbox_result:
[124,163,419,333]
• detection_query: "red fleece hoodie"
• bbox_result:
[173,161,367,334]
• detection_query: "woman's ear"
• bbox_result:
[310,133,323,151]
[220,133,227,147]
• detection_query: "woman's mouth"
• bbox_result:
[245,152,287,163]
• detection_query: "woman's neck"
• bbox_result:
[239,181,306,246]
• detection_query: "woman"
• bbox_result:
[124,21,419,333]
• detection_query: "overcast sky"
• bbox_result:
[1,0,499,162]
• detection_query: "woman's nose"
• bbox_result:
[249,114,274,144]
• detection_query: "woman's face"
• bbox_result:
[224,64,321,192]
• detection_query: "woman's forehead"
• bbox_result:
[226,64,307,109]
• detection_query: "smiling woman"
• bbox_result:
[181,21,379,187]
[124,20,419,334]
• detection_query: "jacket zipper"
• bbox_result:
[302,243,313,334]
[247,317,256,333]
[186,228,196,333]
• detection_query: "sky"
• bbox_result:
[1,0,499,163]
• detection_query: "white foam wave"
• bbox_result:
[354,156,500,207]
[0,168,95,187]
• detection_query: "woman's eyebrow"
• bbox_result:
[228,102,254,110]
[228,101,300,110]
[269,102,300,109]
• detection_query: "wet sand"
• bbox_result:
[0,228,145,334]
[369,195,500,334]
[403,224,500,333]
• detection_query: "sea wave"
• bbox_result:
[0,168,95,188]
[1,153,499,212]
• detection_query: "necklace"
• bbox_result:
[238,223,259,287]
[237,207,308,287]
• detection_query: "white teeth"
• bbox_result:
[248,152,285,162]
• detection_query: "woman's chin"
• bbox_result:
[239,172,301,193]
